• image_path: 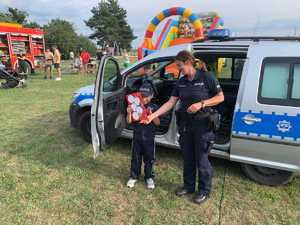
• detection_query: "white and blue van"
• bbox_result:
[71,35,300,186]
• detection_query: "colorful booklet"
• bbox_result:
[126,92,148,122]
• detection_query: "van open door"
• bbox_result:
[91,56,126,158]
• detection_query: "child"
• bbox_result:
[73,53,82,73]
[126,83,160,189]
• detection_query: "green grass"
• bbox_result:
[0,71,299,225]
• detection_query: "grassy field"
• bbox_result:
[0,71,299,225]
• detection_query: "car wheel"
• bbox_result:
[241,163,294,186]
[79,111,92,143]
[18,61,32,75]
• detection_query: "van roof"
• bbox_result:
[123,36,300,74]
[192,36,300,48]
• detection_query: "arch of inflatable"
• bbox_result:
[143,7,204,50]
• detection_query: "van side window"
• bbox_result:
[258,58,300,106]
[261,63,289,99]
[292,65,300,99]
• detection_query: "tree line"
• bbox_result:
[0,0,136,59]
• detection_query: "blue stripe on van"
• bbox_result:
[74,93,94,105]
[233,110,300,141]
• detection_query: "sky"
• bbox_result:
[1,0,300,48]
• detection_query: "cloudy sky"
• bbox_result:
[1,0,300,47]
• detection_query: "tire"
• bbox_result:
[79,111,92,143]
[241,163,294,186]
[18,61,32,75]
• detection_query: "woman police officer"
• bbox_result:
[143,50,224,204]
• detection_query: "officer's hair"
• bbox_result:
[175,50,208,72]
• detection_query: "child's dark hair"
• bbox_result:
[175,50,208,72]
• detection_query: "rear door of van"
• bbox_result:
[231,43,300,172]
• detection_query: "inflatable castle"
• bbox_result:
[138,7,225,60]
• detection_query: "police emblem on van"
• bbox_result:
[277,120,292,133]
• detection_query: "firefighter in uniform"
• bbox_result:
[144,50,224,204]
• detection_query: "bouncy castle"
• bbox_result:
[138,7,224,60]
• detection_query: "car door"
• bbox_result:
[91,56,126,158]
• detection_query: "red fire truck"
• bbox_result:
[0,22,45,74]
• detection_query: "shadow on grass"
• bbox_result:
[5,110,244,192]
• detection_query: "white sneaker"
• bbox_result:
[55,77,61,81]
[126,178,137,188]
[146,178,155,189]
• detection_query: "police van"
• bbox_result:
[90,35,300,186]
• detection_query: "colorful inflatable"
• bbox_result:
[155,19,179,50]
[138,7,225,60]
[138,7,204,59]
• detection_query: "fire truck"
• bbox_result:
[0,22,45,74]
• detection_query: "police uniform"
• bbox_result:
[172,70,222,196]
[130,84,158,180]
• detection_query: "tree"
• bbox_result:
[0,7,40,28]
[76,35,97,56]
[0,7,28,24]
[25,21,41,28]
[85,0,136,49]
[43,19,79,59]
[44,19,97,59]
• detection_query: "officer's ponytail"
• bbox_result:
[194,59,208,72]
[175,50,208,72]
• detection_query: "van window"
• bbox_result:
[258,58,300,106]
[292,65,300,99]
[261,63,289,99]
[103,59,119,92]
[215,58,245,81]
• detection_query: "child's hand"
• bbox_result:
[127,106,132,113]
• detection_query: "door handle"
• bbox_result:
[242,114,262,125]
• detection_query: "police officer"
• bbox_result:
[145,50,224,204]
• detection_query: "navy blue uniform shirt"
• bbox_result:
[171,70,222,111]
[133,103,159,141]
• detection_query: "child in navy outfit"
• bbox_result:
[126,83,160,189]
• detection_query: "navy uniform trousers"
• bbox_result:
[179,120,213,195]
[130,137,155,180]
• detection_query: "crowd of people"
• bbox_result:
[41,45,134,80]
[43,47,93,80]
[43,46,62,81]
[69,49,93,74]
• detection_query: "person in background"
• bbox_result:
[52,46,62,81]
[69,51,74,60]
[123,49,131,68]
[144,50,224,204]
[80,49,90,74]
[73,53,82,73]
[44,48,54,79]
[126,83,160,189]
[16,54,27,75]
[0,60,5,70]
[96,48,104,61]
